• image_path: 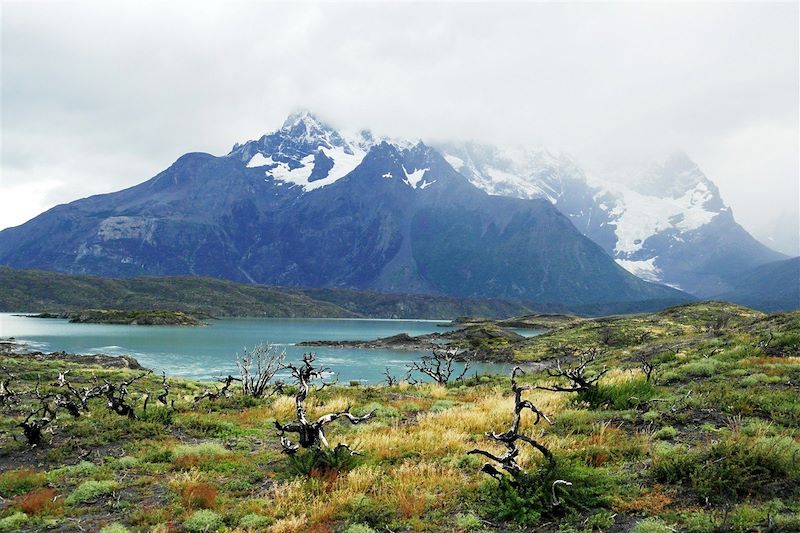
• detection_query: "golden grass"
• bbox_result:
[271,395,299,420]
[307,396,351,419]
[269,515,308,533]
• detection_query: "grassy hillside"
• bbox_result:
[0,267,534,319]
[0,302,798,531]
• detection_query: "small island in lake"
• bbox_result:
[27,309,208,326]
[298,320,536,361]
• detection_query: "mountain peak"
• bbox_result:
[280,110,337,142]
[662,150,698,174]
[637,151,722,203]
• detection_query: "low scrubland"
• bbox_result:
[0,302,798,532]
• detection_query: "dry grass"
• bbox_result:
[13,487,61,515]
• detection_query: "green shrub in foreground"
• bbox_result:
[66,480,118,505]
[653,436,800,503]
[99,524,131,533]
[183,509,223,532]
[343,525,377,533]
[0,468,45,497]
[578,378,657,410]
[479,458,616,526]
[455,512,483,531]
[631,518,672,533]
[286,446,362,477]
[652,426,678,440]
[0,512,29,533]
[238,513,273,530]
[340,493,397,527]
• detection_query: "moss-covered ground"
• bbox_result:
[0,302,798,532]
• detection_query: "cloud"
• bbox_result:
[1,1,798,252]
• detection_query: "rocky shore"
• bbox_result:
[0,337,145,370]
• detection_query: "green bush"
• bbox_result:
[682,511,717,533]
[139,406,174,425]
[183,509,224,532]
[455,512,483,531]
[0,468,45,497]
[343,525,377,533]
[679,359,724,378]
[0,512,28,533]
[652,426,677,440]
[479,458,615,526]
[173,442,228,458]
[112,456,139,469]
[357,402,400,421]
[238,513,273,530]
[400,402,421,413]
[45,460,98,482]
[585,510,615,529]
[578,378,657,410]
[773,512,800,531]
[552,409,618,435]
[631,518,672,533]
[139,446,174,464]
[177,417,243,438]
[341,494,397,527]
[653,436,800,503]
[728,503,770,532]
[430,399,457,412]
[66,480,118,505]
[99,524,131,533]
[764,331,800,356]
[286,446,362,477]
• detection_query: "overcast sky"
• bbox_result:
[2,1,798,254]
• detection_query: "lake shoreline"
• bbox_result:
[0,337,146,370]
[0,314,517,382]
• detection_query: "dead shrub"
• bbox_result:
[180,481,218,510]
[14,487,61,515]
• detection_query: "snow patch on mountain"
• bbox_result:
[235,112,377,192]
[319,144,366,182]
[443,154,465,170]
[437,142,577,203]
[267,155,315,186]
[402,167,429,189]
[600,180,720,255]
[615,257,661,283]
[246,153,274,168]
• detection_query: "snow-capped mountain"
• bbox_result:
[228,111,436,192]
[437,143,784,296]
[230,111,375,192]
[0,112,689,311]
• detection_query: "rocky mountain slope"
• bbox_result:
[0,113,687,309]
[437,143,785,296]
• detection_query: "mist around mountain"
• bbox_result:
[438,143,786,297]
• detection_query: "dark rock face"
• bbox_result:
[0,113,689,309]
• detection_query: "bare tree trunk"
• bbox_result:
[408,349,470,385]
[236,343,285,397]
[275,353,374,455]
[468,367,554,480]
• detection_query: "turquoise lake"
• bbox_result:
[0,313,524,383]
